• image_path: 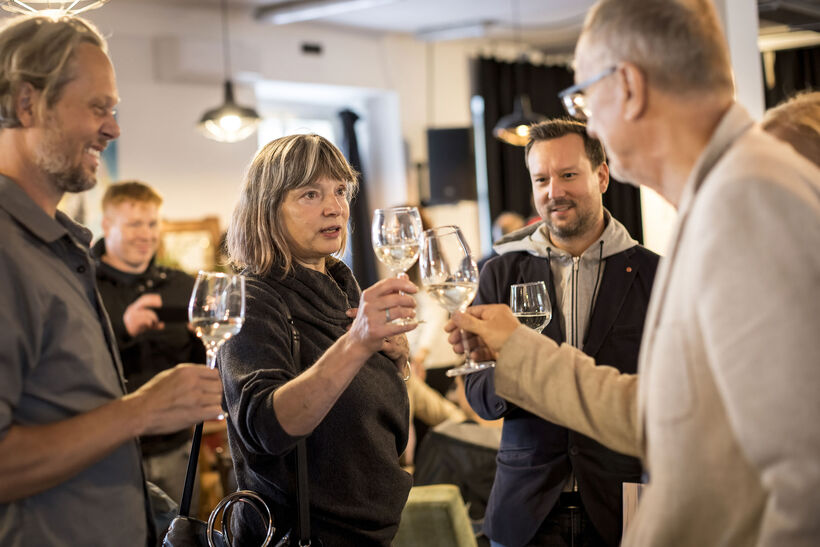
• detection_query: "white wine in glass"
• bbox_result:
[372,206,423,325]
[188,271,246,370]
[419,225,494,377]
[510,281,552,333]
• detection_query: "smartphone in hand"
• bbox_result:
[152,306,189,323]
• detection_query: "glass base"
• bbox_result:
[446,360,495,377]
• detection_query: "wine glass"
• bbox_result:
[510,282,552,333]
[188,271,246,370]
[372,206,423,325]
[419,225,495,377]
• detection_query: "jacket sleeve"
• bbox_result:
[218,284,303,457]
[463,256,517,420]
[494,326,643,458]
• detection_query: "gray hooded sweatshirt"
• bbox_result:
[493,209,639,349]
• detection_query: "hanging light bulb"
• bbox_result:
[199,81,260,143]
[493,94,547,146]
[1,0,109,17]
[197,0,260,143]
[493,0,546,147]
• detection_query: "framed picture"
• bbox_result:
[158,216,222,274]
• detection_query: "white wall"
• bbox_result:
[82,3,477,238]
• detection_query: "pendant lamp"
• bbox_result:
[1,0,108,16]
[198,0,260,143]
[492,0,546,147]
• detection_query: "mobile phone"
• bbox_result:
[152,306,189,323]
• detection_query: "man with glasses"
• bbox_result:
[448,0,820,545]
[465,119,658,547]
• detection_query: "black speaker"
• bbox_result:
[426,127,477,204]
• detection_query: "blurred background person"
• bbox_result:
[221,134,417,546]
[92,181,205,505]
[477,211,526,271]
[762,91,820,168]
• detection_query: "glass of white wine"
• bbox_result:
[419,225,495,377]
[188,271,246,370]
[510,281,552,333]
[372,206,423,325]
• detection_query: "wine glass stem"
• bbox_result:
[206,347,218,369]
[460,328,474,366]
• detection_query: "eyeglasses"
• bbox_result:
[558,65,617,121]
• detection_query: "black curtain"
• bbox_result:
[472,56,644,244]
[339,109,378,288]
[765,45,820,108]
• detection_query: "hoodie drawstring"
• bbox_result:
[583,240,604,346]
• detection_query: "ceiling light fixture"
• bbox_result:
[1,0,108,17]
[255,0,399,25]
[198,0,260,143]
[492,0,546,146]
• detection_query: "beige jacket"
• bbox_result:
[494,104,820,546]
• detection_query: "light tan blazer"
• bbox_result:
[493,104,820,546]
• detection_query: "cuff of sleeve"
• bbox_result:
[495,325,559,402]
[247,388,306,456]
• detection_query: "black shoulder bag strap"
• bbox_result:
[178,298,312,545]
[282,304,311,545]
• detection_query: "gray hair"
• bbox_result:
[580,0,734,95]
[0,15,107,128]
[227,133,359,277]
[762,91,820,168]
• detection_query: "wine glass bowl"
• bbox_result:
[188,271,246,370]
[419,225,495,377]
[510,281,552,334]
[372,206,423,325]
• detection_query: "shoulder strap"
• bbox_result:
[279,300,311,545]
[179,288,311,544]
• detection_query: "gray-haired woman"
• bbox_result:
[220,133,417,546]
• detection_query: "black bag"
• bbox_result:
[162,300,312,547]
[163,488,282,547]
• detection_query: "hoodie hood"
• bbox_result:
[493,209,638,261]
[492,209,639,349]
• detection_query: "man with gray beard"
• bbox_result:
[0,15,223,547]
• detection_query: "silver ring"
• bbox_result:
[385,307,392,322]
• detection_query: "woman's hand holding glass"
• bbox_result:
[372,206,423,325]
[345,276,418,359]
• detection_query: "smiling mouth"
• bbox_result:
[549,204,574,214]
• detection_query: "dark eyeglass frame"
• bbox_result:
[557,65,617,120]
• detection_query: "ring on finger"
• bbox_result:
[385,307,392,322]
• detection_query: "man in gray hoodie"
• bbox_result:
[464,119,659,547]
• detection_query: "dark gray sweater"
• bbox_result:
[220,258,412,546]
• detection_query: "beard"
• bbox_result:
[34,121,97,194]
[543,198,599,239]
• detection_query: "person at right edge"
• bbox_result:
[465,119,659,547]
[449,0,820,545]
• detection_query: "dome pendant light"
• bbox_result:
[492,0,546,146]
[198,0,260,143]
[493,88,546,146]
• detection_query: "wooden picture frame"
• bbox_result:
[157,216,222,274]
